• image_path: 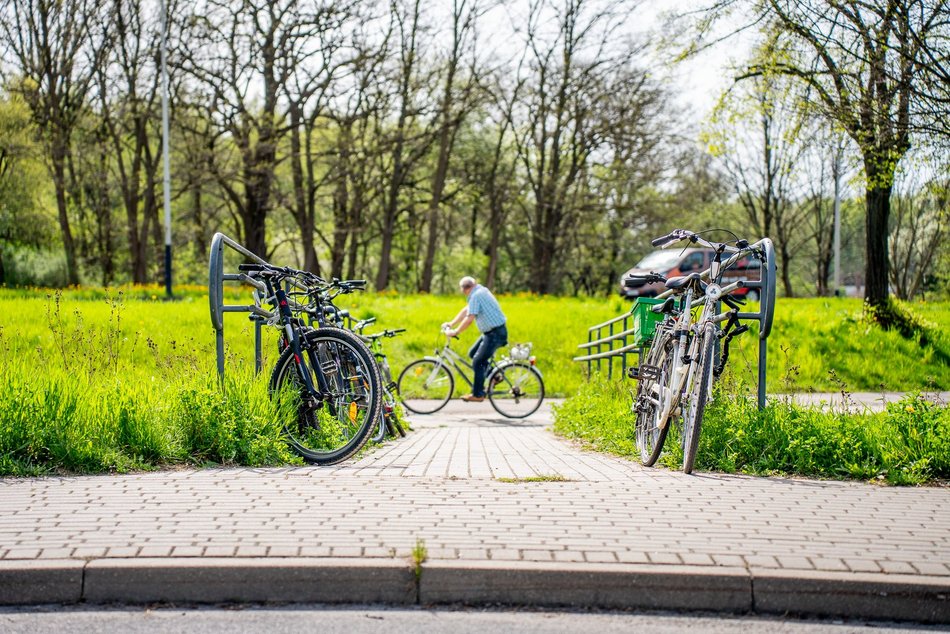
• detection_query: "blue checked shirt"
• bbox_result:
[467,284,506,333]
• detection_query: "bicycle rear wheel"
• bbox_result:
[487,361,544,418]
[635,333,675,466]
[397,358,454,414]
[681,322,716,474]
[269,327,382,465]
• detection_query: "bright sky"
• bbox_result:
[478,0,754,136]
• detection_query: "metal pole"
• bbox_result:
[254,319,263,374]
[161,0,173,298]
[832,149,842,296]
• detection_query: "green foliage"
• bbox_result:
[0,287,948,475]
[553,380,950,485]
[552,376,637,458]
[696,389,950,485]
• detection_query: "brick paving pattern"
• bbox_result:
[1,401,948,578]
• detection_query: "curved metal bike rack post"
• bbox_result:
[575,237,777,410]
[208,232,274,380]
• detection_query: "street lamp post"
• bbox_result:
[161,0,173,298]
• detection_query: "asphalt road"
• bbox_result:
[0,605,942,634]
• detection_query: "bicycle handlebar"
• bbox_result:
[651,229,747,256]
[651,229,694,248]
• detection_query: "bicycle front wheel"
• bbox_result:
[635,334,674,466]
[487,362,544,418]
[397,359,454,414]
[269,327,382,465]
[681,322,716,474]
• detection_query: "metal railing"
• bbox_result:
[208,232,272,380]
[573,309,645,379]
[575,238,777,409]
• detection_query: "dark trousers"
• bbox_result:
[468,324,508,397]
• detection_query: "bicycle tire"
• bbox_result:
[635,333,675,466]
[487,361,544,418]
[681,322,716,474]
[397,358,454,414]
[269,327,382,465]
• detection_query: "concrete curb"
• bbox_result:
[1,558,948,623]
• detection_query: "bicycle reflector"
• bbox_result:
[529,356,536,366]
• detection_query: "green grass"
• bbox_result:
[0,286,948,476]
[496,474,571,483]
[552,378,950,485]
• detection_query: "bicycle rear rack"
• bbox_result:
[575,238,777,410]
[208,232,273,380]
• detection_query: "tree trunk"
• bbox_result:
[51,135,80,286]
[864,181,892,308]
[779,242,794,297]
[289,113,320,274]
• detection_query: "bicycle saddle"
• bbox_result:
[664,272,704,291]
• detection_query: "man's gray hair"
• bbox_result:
[459,276,477,289]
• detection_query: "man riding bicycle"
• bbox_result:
[442,276,508,402]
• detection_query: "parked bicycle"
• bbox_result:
[397,326,545,418]
[351,317,408,441]
[240,263,383,465]
[629,229,768,474]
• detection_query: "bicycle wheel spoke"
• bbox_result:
[488,362,544,418]
[397,359,454,414]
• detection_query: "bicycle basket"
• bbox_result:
[632,297,665,345]
[510,343,532,360]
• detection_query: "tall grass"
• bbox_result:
[0,290,296,475]
[552,379,950,485]
[1,286,948,476]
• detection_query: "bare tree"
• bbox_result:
[889,165,948,299]
[0,0,111,284]
[321,35,390,279]
[180,0,340,259]
[509,0,642,294]
[374,0,436,290]
[707,74,811,296]
[707,0,950,313]
[92,0,170,283]
[418,0,484,292]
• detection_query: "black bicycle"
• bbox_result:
[241,263,383,465]
[351,317,408,440]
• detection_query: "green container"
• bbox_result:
[632,297,665,345]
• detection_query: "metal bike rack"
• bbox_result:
[208,232,274,380]
[575,238,777,410]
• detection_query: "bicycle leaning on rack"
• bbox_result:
[351,317,408,441]
[397,326,545,419]
[240,262,383,465]
[629,229,768,474]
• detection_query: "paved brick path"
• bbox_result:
[2,399,950,621]
[2,400,948,577]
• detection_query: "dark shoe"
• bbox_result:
[461,394,485,402]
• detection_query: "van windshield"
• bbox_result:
[635,250,685,271]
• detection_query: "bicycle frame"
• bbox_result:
[424,340,479,389]
[648,245,762,432]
